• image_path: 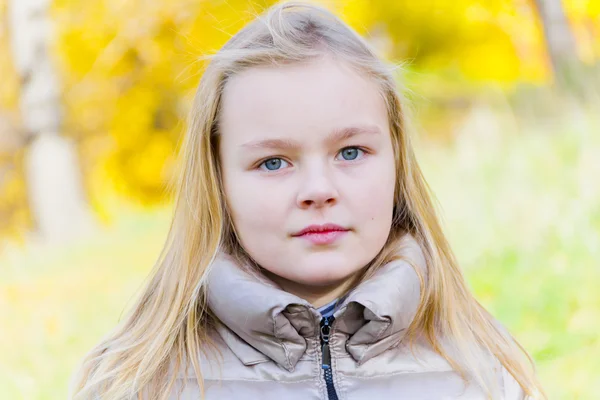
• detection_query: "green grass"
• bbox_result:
[1,109,598,399]
[0,207,172,399]
[420,107,600,398]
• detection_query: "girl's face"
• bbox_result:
[218,56,396,304]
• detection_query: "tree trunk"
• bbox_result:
[7,0,94,243]
[533,0,587,96]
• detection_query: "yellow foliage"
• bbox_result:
[41,0,600,214]
[51,0,281,209]
[0,2,19,109]
[563,0,600,63]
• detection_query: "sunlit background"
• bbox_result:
[0,0,598,398]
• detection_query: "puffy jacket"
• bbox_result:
[169,234,526,399]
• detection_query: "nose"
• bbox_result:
[296,163,339,209]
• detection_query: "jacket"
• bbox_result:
[169,234,526,399]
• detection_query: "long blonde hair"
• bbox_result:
[69,1,544,399]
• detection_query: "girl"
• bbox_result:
[70,1,545,399]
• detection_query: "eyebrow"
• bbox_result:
[241,125,381,150]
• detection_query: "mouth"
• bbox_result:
[292,223,350,245]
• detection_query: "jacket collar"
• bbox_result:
[206,233,426,371]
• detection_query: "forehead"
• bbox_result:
[218,56,389,146]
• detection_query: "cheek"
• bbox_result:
[224,171,289,233]
[350,159,396,224]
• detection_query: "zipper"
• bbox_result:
[320,315,339,400]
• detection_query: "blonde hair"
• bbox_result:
[69,1,545,399]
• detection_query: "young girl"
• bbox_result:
[70,2,545,399]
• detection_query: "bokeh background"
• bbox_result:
[0,0,598,398]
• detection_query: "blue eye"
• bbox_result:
[259,158,290,171]
[337,147,364,161]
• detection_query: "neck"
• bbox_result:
[261,268,363,308]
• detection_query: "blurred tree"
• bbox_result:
[7,0,94,242]
[0,0,597,241]
[0,0,29,240]
[52,0,278,214]
[353,0,542,83]
[42,0,599,215]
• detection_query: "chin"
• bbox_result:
[289,259,360,286]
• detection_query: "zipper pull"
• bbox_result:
[320,316,334,368]
[322,342,331,368]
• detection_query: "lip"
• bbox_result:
[292,223,350,245]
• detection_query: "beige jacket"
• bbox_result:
[170,234,526,399]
